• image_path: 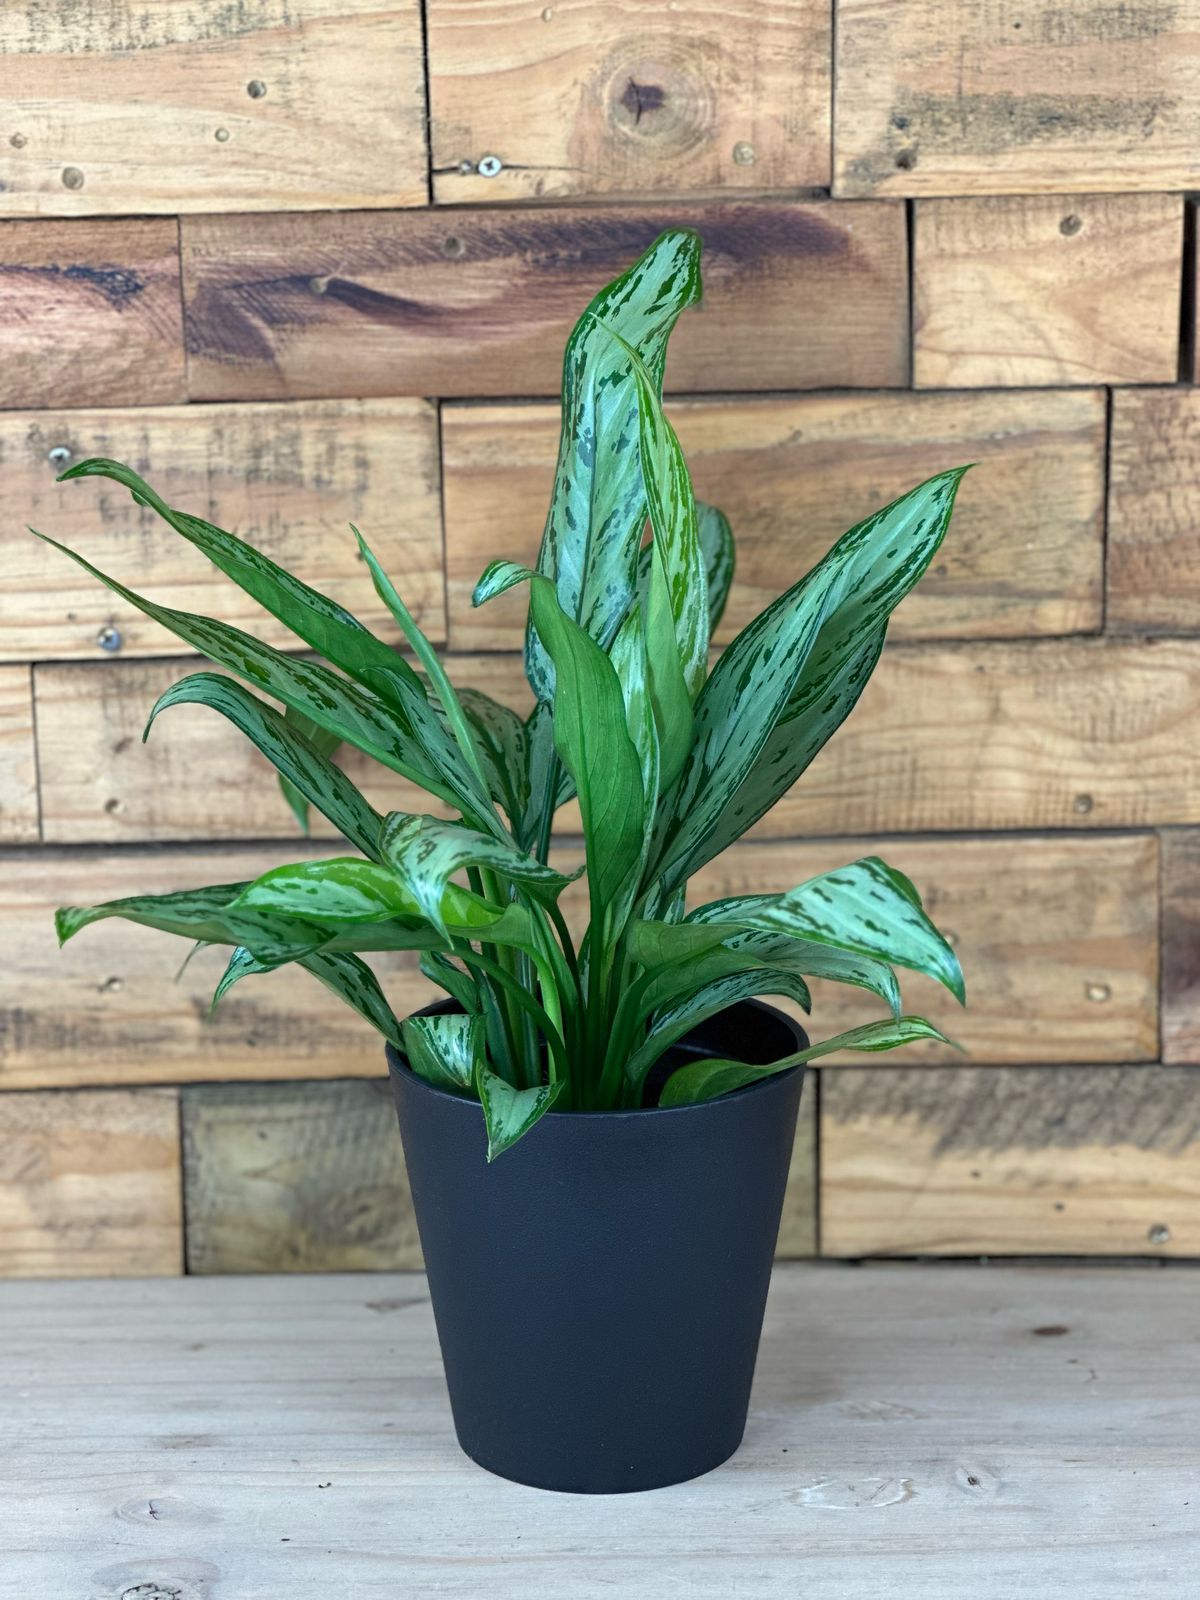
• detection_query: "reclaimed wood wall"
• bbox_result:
[2,0,1198,1276]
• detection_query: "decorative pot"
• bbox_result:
[387,997,806,1494]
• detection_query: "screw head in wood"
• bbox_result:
[476,154,503,178]
[1085,982,1111,1003]
[96,624,123,653]
[61,166,84,189]
[1148,1223,1171,1244]
[214,127,231,143]
[47,444,73,468]
[732,141,755,165]
[247,79,268,98]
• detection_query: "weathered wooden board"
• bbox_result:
[1108,388,1200,633]
[5,1267,1199,1596]
[0,667,38,844]
[822,1065,1200,1257]
[1161,829,1200,1065]
[914,194,1181,387]
[428,0,830,202]
[834,0,1200,198]
[0,1087,182,1277]
[179,1072,817,1273]
[0,1,426,216]
[3,830,1156,1091]
[443,388,1106,649]
[0,218,185,409]
[1,398,443,662]
[0,844,433,1092]
[181,201,909,400]
[36,637,1200,840]
[182,1079,422,1274]
[688,834,1158,1068]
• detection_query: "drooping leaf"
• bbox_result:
[401,1011,485,1094]
[55,881,334,962]
[688,856,964,1004]
[419,951,480,1015]
[652,469,968,889]
[214,944,404,1047]
[379,812,581,940]
[277,709,342,834]
[658,1016,958,1107]
[145,673,384,861]
[476,1066,565,1161]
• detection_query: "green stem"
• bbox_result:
[459,950,568,1087]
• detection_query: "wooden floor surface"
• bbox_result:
[1,1263,1196,1599]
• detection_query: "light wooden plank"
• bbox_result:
[443,388,1106,649]
[0,1,425,215]
[2,1266,1198,1596]
[0,1087,181,1277]
[914,194,1181,387]
[182,1080,421,1274]
[0,218,185,409]
[181,1072,816,1273]
[834,0,1200,198]
[1161,828,1200,1065]
[36,637,1200,840]
[2,831,1156,1090]
[182,201,908,400]
[0,666,38,844]
[689,834,1159,1068]
[0,398,443,662]
[0,844,433,1092]
[428,0,830,202]
[822,1065,1200,1257]
[1108,388,1200,633]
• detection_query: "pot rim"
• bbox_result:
[385,996,805,1124]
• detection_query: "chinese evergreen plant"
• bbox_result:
[43,229,965,1157]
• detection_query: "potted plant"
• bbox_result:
[42,228,965,1495]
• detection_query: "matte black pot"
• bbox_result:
[386,997,806,1494]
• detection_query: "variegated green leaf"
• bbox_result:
[55,882,334,965]
[658,1016,957,1107]
[145,673,384,860]
[459,688,531,834]
[419,951,480,1014]
[277,709,342,834]
[214,944,404,1048]
[379,812,580,940]
[401,1012,484,1094]
[653,469,967,889]
[477,1067,565,1161]
[697,503,735,630]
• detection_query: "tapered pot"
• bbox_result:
[386,997,806,1494]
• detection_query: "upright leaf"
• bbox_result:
[697,503,735,631]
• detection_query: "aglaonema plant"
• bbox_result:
[40,228,966,1158]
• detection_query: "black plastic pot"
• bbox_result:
[386,997,806,1494]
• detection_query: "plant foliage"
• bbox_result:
[42,230,966,1158]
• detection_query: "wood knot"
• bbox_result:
[620,78,666,123]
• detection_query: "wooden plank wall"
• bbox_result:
[1,0,1197,1276]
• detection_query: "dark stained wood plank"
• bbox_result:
[835,0,1200,198]
[1,398,444,662]
[0,844,432,1092]
[0,1087,182,1276]
[0,218,185,408]
[1108,388,1200,633]
[821,1065,1200,1257]
[444,388,1106,650]
[428,0,830,202]
[181,201,909,400]
[182,1080,421,1274]
[914,194,1181,387]
[0,667,38,844]
[1161,829,1200,1065]
[0,1,426,215]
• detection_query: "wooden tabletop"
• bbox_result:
[2,1263,1195,1598]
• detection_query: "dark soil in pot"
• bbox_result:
[387,996,806,1495]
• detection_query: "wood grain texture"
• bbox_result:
[688,834,1158,1068]
[1108,388,1200,633]
[0,1087,181,1277]
[428,0,830,202]
[822,1066,1200,1257]
[35,636,1200,841]
[1161,829,1200,1065]
[776,1080,817,1258]
[0,218,185,409]
[834,0,1200,198]
[0,1,426,215]
[4,1266,1199,1597]
[443,388,1106,649]
[0,666,38,844]
[181,201,908,400]
[0,845,432,1092]
[2,398,443,662]
[182,1080,421,1274]
[914,193,1181,387]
